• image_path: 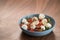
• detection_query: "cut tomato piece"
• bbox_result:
[27,24,31,30]
[27,18,33,23]
[39,19,42,22]
[30,28,34,32]
[36,22,43,27]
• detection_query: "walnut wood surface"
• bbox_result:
[0,0,60,40]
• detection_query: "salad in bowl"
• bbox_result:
[18,14,55,36]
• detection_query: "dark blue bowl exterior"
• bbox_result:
[18,14,55,36]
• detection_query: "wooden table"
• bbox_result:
[0,0,60,40]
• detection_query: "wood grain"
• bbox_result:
[0,0,60,40]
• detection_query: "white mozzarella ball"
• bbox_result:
[45,23,52,28]
[22,18,29,24]
[32,21,39,25]
[31,24,36,29]
[32,16,38,21]
[21,24,28,30]
[40,25,45,30]
[39,14,45,19]
[42,19,47,25]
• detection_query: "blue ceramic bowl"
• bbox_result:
[18,14,55,36]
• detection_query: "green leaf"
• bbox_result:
[45,26,49,30]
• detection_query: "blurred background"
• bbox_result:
[0,0,60,40]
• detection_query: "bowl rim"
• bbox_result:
[18,13,56,33]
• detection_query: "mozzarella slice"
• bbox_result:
[40,25,45,30]
[39,14,45,19]
[22,18,29,24]
[42,19,47,25]
[45,23,52,28]
[32,21,39,25]
[32,16,38,21]
[21,24,28,30]
[31,24,36,29]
